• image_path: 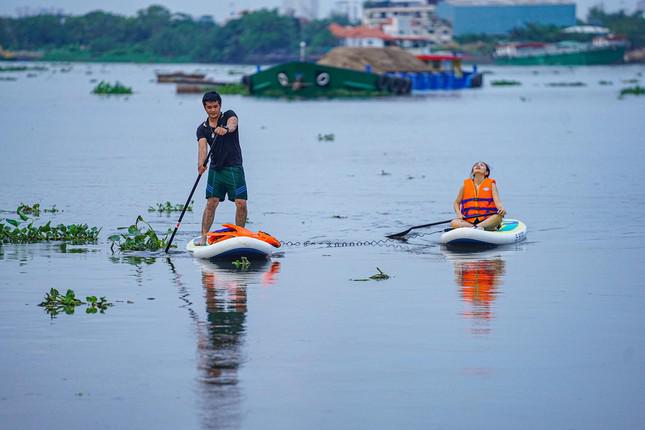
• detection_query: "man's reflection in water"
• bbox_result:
[452,257,505,334]
[195,259,281,428]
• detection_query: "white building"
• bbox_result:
[362,0,452,45]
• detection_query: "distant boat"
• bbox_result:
[244,61,412,97]
[414,54,483,89]
[494,36,627,66]
[156,72,206,83]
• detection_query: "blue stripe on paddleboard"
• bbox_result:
[211,248,269,259]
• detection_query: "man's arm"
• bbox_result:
[226,115,238,133]
[213,115,238,135]
[198,137,208,174]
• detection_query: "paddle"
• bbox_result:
[386,213,492,239]
[165,137,217,253]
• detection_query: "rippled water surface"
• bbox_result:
[1,63,645,429]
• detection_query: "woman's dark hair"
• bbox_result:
[202,91,222,105]
[471,161,490,178]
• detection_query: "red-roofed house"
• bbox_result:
[329,23,393,47]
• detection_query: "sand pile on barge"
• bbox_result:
[317,47,431,74]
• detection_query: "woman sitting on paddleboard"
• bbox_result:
[451,161,506,230]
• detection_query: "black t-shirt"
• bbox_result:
[196,110,242,170]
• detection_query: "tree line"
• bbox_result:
[0,5,350,63]
[0,5,642,63]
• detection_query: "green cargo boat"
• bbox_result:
[244,61,411,97]
[494,38,627,66]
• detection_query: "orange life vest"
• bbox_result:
[460,178,497,221]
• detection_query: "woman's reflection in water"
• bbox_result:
[452,257,505,334]
[196,259,281,428]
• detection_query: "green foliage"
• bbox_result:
[0,6,347,63]
[17,202,40,216]
[619,85,645,98]
[39,288,112,318]
[588,7,645,48]
[213,83,249,95]
[232,256,251,270]
[1,205,100,244]
[109,215,173,252]
[491,80,522,86]
[92,80,132,94]
[0,65,27,72]
[148,201,192,213]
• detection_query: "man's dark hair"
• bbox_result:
[202,91,222,105]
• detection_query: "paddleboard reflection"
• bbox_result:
[445,252,506,335]
[197,259,281,384]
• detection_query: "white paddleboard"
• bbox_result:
[439,219,527,248]
[187,236,276,260]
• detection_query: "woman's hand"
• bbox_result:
[497,206,506,217]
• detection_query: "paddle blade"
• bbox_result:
[385,228,412,239]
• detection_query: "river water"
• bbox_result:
[1,62,645,429]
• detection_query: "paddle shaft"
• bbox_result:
[387,213,495,238]
[164,139,216,253]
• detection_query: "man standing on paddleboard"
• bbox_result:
[196,91,247,245]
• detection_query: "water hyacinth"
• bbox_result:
[148,201,192,213]
[108,215,173,252]
[39,288,112,318]
[1,205,100,244]
[92,80,133,95]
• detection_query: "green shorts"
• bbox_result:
[206,166,248,202]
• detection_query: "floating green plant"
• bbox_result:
[0,66,27,72]
[318,133,335,141]
[352,267,390,282]
[17,202,41,216]
[92,80,133,95]
[1,207,100,244]
[39,288,112,318]
[598,80,613,86]
[16,203,59,217]
[490,80,522,86]
[619,86,645,99]
[546,82,586,87]
[232,256,251,270]
[108,215,173,252]
[148,201,192,213]
[215,83,249,95]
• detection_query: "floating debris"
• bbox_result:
[598,80,613,86]
[317,133,335,141]
[490,80,521,86]
[352,267,391,282]
[545,82,586,87]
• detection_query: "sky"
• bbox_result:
[0,0,639,21]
